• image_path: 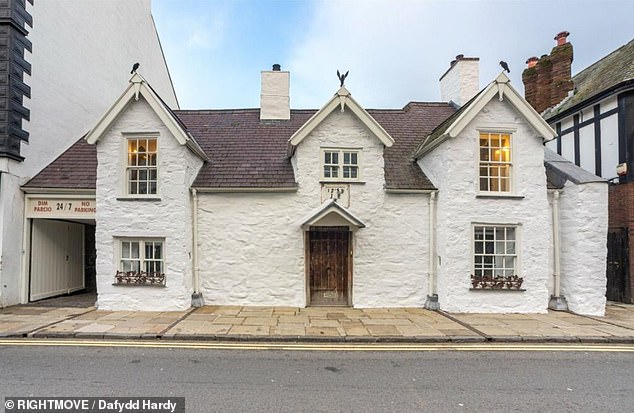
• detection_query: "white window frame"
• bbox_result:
[118,238,165,276]
[472,224,519,278]
[477,131,513,194]
[321,148,362,181]
[122,133,159,198]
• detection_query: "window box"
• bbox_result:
[114,271,166,286]
[470,274,524,290]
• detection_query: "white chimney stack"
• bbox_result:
[439,55,480,107]
[260,64,290,120]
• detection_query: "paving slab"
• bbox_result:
[2,303,634,343]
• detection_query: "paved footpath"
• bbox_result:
[1,303,634,343]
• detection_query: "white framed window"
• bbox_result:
[119,239,164,275]
[126,137,158,195]
[479,132,512,193]
[473,225,517,277]
[322,149,360,180]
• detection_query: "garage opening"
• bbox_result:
[24,196,97,304]
[28,219,96,302]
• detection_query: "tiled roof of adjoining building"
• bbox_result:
[24,137,97,190]
[544,38,634,120]
[23,102,457,191]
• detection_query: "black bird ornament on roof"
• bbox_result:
[131,62,140,74]
[337,70,349,87]
[499,61,510,73]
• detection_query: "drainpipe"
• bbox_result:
[191,189,204,307]
[549,189,568,311]
[424,191,439,310]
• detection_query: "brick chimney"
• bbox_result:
[550,31,574,108]
[522,57,539,109]
[439,54,480,107]
[260,64,290,120]
[522,31,574,113]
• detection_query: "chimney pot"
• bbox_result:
[554,31,570,46]
[526,56,538,68]
[272,64,281,71]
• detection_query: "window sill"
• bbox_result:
[469,288,526,292]
[476,193,525,200]
[319,180,365,185]
[116,196,162,201]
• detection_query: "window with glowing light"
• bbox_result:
[127,138,157,195]
[479,132,511,192]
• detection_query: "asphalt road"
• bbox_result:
[1,343,633,412]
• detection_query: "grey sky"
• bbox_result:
[153,0,634,110]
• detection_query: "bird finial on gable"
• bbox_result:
[337,70,349,87]
[499,61,510,73]
[131,62,140,74]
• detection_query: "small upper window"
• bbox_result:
[479,132,511,193]
[127,138,157,195]
[322,149,359,180]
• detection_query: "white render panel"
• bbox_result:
[561,132,575,164]
[601,95,618,112]
[95,97,202,311]
[579,124,595,173]
[421,98,551,313]
[558,181,608,316]
[601,113,619,179]
[439,60,480,107]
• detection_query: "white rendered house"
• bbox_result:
[23,59,608,315]
[1,0,177,307]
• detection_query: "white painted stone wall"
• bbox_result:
[197,193,306,306]
[95,96,202,311]
[558,181,608,316]
[197,108,429,307]
[439,59,480,106]
[2,0,177,306]
[419,97,552,313]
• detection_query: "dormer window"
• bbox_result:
[127,137,158,195]
[479,132,512,193]
[322,148,360,181]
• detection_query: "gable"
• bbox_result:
[85,74,207,160]
[414,73,556,159]
[289,87,394,149]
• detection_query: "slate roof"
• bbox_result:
[370,103,456,190]
[544,148,607,188]
[24,137,97,190]
[23,102,456,191]
[543,38,634,120]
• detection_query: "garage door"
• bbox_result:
[30,220,85,301]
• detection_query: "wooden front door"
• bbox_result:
[308,226,351,306]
